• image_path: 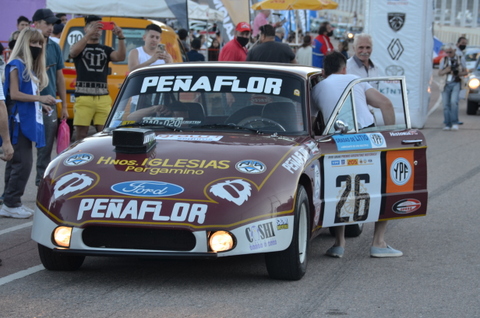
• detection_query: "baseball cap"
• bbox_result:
[236,22,252,32]
[53,23,64,35]
[32,9,61,24]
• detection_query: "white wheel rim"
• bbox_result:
[298,202,308,263]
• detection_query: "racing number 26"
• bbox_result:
[335,174,370,223]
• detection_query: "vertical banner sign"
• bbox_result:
[365,0,433,128]
[207,0,251,41]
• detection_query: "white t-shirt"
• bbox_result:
[311,73,374,129]
[136,46,166,66]
[296,46,312,66]
[49,36,60,44]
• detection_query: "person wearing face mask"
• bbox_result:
[456,36,468,57]
[0,28,57,219]
[312,21,334,68]
[218,22,252,62]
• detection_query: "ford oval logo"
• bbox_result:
[111,181,184,197]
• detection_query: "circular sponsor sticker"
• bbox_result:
[235,160,266,174]
[390,157,411,186]
[369,133,385,147]
[64,153,94,166]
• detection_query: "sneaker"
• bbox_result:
[451,124,459,131]
[22,205,35,215]
[0,205,33,219]
[442,126,451,131]
[370,245,403,258]
[325,246,344,258]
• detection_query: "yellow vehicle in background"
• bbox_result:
[57,17,186,123]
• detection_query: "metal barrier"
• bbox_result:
[433,24,480,46]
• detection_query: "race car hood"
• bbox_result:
[37,132,318,230]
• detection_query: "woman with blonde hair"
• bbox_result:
[0,27,57,218]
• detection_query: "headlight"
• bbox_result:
[53,226,73,247]
[209,231,235,252]
[347,33,354,39]
[468,78,480,90]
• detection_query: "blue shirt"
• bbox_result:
[187,50,205,62]
[41,38,64,97]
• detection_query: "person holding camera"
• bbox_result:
[438,43,467,131]
[128,24,173,72]
[69,15,126,141]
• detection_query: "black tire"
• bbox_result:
[466,100,478,115]
[345,223,364,237]
[265,185,309,280]
[38,244,85,271]
[328,223,364,238]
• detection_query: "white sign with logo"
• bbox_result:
[365,0,433,128]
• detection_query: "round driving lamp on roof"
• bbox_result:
[209,231,235,252]
[468,78,480,90]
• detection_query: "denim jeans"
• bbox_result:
[442,81,461,127]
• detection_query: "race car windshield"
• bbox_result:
[106,69,307,135]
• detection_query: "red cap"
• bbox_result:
[236,22,252,32]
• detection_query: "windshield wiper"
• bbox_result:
[116,121,180,131]
[192,123,263,134]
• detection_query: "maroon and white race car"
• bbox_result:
[32,63,428,280]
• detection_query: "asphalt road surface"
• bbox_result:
[1,69,480,318]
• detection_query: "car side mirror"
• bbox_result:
[334,120,348,134]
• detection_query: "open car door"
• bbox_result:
[315,77,427,228]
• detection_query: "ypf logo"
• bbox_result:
[390,157,411,186]
[388,12,406,31]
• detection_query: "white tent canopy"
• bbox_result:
[46,0,223,21]
[188,1,224,21]
[46,0,176,18]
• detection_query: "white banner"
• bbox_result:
[365,0,433,128]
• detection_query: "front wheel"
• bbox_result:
[38,244,85,271]
[265,185,310,280]
[466,100,478,115]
